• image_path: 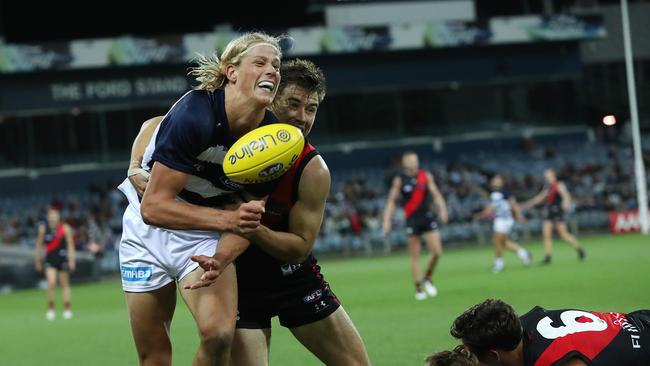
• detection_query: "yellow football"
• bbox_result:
[223,123,305,184]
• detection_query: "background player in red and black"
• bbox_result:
[523,168,585,264]
[383,151,448,300]
[34,206,76,320]
[186,59,371,366]
[440,298,650,366]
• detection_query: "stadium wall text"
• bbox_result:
[609,210,650,234]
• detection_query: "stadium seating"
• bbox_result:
[0,131,645,263]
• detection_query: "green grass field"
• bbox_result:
[2,233,649,365]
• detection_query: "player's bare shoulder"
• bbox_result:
[425,170,436,183]
[300,155,331,196]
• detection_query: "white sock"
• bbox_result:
[494,257,504,268]
[517,248,528,259]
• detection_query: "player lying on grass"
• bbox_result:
[427,299,649,366]
[130,59,371,366]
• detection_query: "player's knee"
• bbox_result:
[197,322,234,349]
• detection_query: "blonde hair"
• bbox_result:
[189,32,282,91]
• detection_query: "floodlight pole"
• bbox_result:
[621,0,649,234]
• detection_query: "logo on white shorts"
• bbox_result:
[121,265,153,282]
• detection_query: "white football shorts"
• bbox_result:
[118,179,219,292]
[493,217,515,235]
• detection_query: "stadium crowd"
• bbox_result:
[2,133,647,261]
[318,134,649,251]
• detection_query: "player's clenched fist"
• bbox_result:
[230,200,265,234]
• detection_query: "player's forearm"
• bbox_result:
[34,240,43,260]
[532,191,547,206]
[248,225,311,263]
[476,206,491,219]
[141,199,234,232]
[434,196,447,215]
[513,207,524,221]
[523,197,539,208]
[130,117,162,169]
[67,245,76,263]
[129,138,146,170]
[214,233,250,266]
[383,201,395,224]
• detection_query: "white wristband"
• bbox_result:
[127,167,151,178]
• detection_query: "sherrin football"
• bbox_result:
[223,123,305,184]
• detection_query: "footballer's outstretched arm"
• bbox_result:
[521,187,548,209]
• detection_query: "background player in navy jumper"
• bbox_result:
[164,59,371,365]
[118,32,282,366]
[34,206,76,320]
[475,174,531,273]
[438,298,650,366]
[382,151,448,300]
[522,169,585,264]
